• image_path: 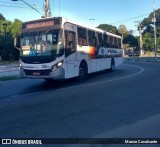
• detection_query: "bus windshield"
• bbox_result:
[21,29,64,57]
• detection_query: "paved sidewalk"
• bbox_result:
[0,63,20,77]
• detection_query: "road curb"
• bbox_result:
[124,57,160,63]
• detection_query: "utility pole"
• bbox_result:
[45,0,51,17]
[136,21,143,56]
[153,0,157,61]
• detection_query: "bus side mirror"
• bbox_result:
[14,36,21,51]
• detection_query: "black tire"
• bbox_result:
[76,62,88,81]
[44,78,55,82]
[110,59,115,72]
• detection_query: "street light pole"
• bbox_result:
[153,0,157,61]
[90,19,95,27]
[11,0,43,16]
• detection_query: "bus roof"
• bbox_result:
[22,17,121,39]
[61,17,121,39]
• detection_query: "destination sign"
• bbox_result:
[21,17,62,32]
[26,21,54,29]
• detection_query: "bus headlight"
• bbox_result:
[20,63,24,71]
[52,61,63,71]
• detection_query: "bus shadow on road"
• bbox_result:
[40,69,114,89]
[19,69,117,95]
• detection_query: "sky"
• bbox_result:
[0,0,160,35]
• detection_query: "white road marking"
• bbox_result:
[12,64,144,98]
[58,64,144,91]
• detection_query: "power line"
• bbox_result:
[17,0,43,15]
[111,13,150,25]
[0,0,43,9]
[0,0,26,6]
[0,3,42,10]
[0,4,27,8]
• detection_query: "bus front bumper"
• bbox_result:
[20,67,65,80]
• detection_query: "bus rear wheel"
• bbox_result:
[110,59,115,71]
[76,62,88,81]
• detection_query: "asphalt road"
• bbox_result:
[0,62,160,146]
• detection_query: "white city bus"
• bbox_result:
[20,17,123,81]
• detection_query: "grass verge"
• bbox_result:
[0,60,19,66]
[0,76,20,81]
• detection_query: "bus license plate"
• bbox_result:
[33,72,40,76]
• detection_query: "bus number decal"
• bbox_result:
[42,65,47,68]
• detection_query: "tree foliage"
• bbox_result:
[11,19,22,37]
[0,14,22,61]
[97,24,118,34]
[0,14,5,21]
[141,8,160,51]
[118,25,127,36]
[143,33,154,51]
[123,34,138,47]
[97,23,138,50]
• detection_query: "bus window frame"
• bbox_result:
[118,38,121,48]
[97,32,103,47]
[109,35,114,48]
[103,34,109,48]
[88,30,96,47]
[77,27,88,46]
[65,30,77,56]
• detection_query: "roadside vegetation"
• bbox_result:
[0,76,19,81]
[0,13,21,61]
[97,9,160,56]
[0,60,19,66]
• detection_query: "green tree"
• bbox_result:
[118,25,128,56]
[11,19,22,37]
[143,33,154,51]
[1,21,13,60]
[0,14,5,21]
[123,34,138,48]
[141,8,160,51]
[97,24,118,34]
[0,14,21,61]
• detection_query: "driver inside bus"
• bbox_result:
[29,44,37,56]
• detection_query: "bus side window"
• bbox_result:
[103,34,109,47]
[117,38,121,48]
[109,36,114,48]
[98,33,103,47]
[112,37,115,48]
[65,30,76,55]
[115,38,119,48]
[88,30,96,47]
[77,27,88,46]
